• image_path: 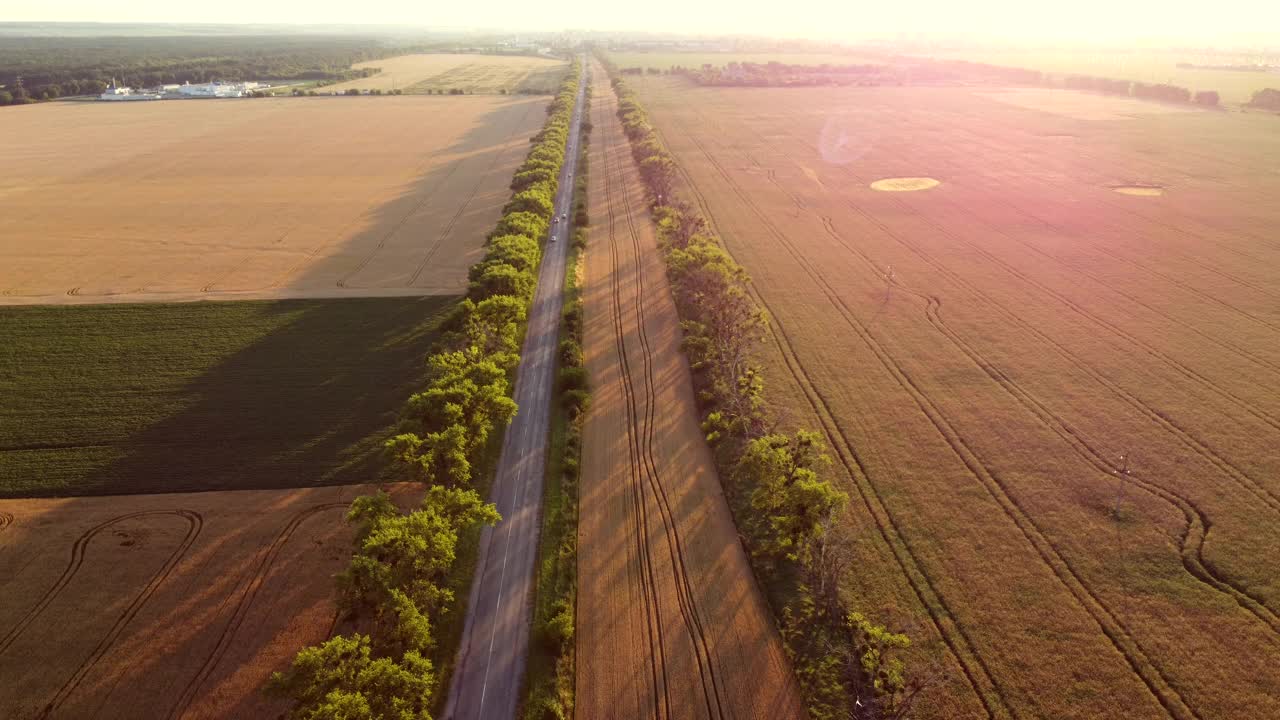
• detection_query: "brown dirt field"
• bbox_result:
[575,62,805,720]
[0,95,545,305]
[0,483,418,719]
[325,53,565,94]
[628,77,1280,718]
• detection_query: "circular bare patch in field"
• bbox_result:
[870,177,941,192]
[1112,184,1165,197]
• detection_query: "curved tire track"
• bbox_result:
[741,119,1280,632]
[0,510,202,658]
[1,510,204,719]
[166,502,347,720]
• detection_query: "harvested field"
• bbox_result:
[0,297,454,497]
[0,95,545,304]
[0,483,418,720]
[325,53,566,94]
[575,62,805,720]
[627,76,1280,718]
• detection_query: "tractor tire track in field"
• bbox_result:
[334,156,467,289]
[166,502,347,720]
[601,97,728,720]
[815,212,1280,635]
[680,123,1202,720]
[0,510,203,658]
[0,510,205,719]
[812,154,1280,503]
[661,129,1014,719]
[601,103,672,719]
[732,121,1280,630]
[955,107,1280,267]
[774,124,1280,441]
[751,117,1280,473]
[904,114,1280,331]
[406,100,540,287]
[266,102,524,292]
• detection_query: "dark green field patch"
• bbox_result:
[0,296,458,497]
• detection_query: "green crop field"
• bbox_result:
[0,296,456,497]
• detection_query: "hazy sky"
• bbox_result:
[5,0,1278,45]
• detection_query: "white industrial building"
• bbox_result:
[99,78,160,101]
[177,81,261,98]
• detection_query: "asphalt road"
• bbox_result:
[443,56,588,720]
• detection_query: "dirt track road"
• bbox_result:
[575,60,805,720]
[443,57,586,720]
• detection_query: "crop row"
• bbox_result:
[264,59,583,719]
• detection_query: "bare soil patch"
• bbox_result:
[870,177,941,192]
[0,96,545,305]
[0,483,419,720]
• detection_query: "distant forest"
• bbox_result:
[0,35,433,104]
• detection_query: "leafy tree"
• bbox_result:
[266,634,435,720]
[504,188,555,218]
[738,431,846,566]
[470,262,536,302]
[492,211,548,242]
[462,294,529,357]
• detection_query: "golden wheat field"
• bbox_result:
[627,74,1280,719]
[324,53,566,94]
[0,95,546,305]
[0,484,419,720]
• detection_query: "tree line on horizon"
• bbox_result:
[0,35,422,105]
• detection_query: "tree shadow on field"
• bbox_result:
[81,295,456,495]
[293,95,549,295]
[0,95,550,499]
[0,94,555,718]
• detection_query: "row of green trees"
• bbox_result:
[525,97,593,720]
[1062,74,1222,106]
[266,59,582,720]
[603,54,924,720]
